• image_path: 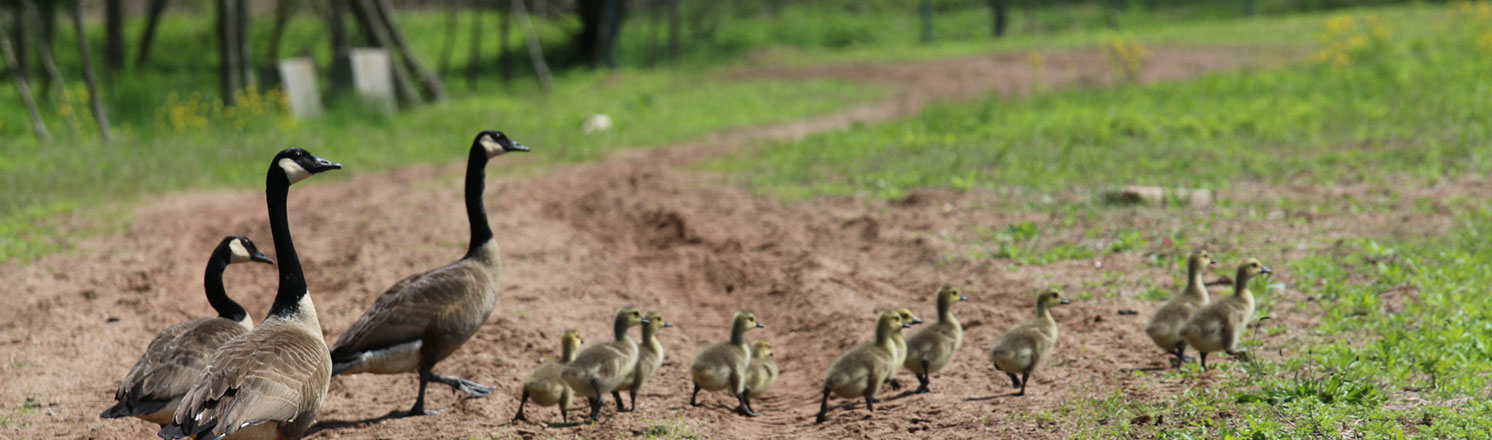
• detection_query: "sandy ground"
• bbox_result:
[0,48,1348,439]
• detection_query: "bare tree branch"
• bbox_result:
[0,16,49,141]
[70,3,111,144]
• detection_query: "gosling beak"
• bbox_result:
[663,321,674,328]
[1209,259,1218,265]
[1059,298,1072,305]
[911,317,925,325]
[309,155,342,173]
[755,321,765,328]
[250,251,275,265]
[959,295,969,302]
[640,318,651,324]
[901,322,912,328]
[506,141,531,153]
[1261,266,1274,275]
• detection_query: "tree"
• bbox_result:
[268,0,297,64]
[216,0,241,106]
[134,0,170,67]
[24,0,77,131]
[105,0,125,69]
[575,0,627,68]
[990,0,1009,37]
[0,14,48,141]
[510,0,550,91]
[70,2,111,144]
[920,0,933,43]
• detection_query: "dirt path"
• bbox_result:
[2,48,1281,439]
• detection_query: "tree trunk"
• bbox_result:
[371,0,443,102]
[235,0,253,88]
[919,0,933,43]
[217,0,241,106]
[347,0,419,105]
[991,0,1008,37]
[667,0,680,60]
[0,17,48,141]
[36,0,55,95]
[71,3,111,144]
[645,0,658,68]
[9,1,32,82]
[437,4,456,76]
[327,0,352,96]
[510,0,550,92]
[105,0,125,69]
[23,0,77,131]
[577,0,627,68]
[498,5,511,85]
[465,5,480,88]
[269,0,296,64]
[135,0,169,68]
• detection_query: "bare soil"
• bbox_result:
[0,48,1366,440]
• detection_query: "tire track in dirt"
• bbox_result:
[1,48,1277,439]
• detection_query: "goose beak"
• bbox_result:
[1209,259,1218,265]
[640,318,651,324]
[755,321,765,328]
[1261,266,1274,275]
[911,317,924,325]
[506,141,531,153]
[901,322,912,328]
[663,321,674,328]
[1059,298,1072,305]
[309,155,342,173]
[250,252,275,265]
[959,295,969,301]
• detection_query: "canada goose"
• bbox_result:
[514,330,583,423]
[904,285,968,394]
[158,148,341,440]
[1146,249,1216,368]
[744,339,778,399]
[873,307,922,391]
[690,311,765,417]
[614,311,671,412]
[101,235,274,426]
[990,289,1069,396]
[1180,258,1272,370]
[815,311,909,424]
[329,130,529,416]
[560,306,649,421]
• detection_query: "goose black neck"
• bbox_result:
[463,146,494,259]
[730,319,748,346]
[266,175,308,317]
[204,247,247,322]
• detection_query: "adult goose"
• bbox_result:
[329,130,529,415]
[102,235,274,426]
[159,148,342,440]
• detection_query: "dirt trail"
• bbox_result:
[2,48,1277,439]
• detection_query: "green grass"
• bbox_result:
[715,5,1491,201]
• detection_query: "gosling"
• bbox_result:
[514,330,583,423]
[815,311,910,424]
[990,289,1070,396]
[744,339,779,400]
[873,307,922,391]
[690,311,765,417]
[1180,258,1272,370]
[614,311,672,412]
[1146,249,1216,368]
[904,285,968,394]
[561,306,649,421]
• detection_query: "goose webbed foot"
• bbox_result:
[427,372,494,397]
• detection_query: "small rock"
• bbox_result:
[1117,309,1138,316]
[1101,185,1213,207]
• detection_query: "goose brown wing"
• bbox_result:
[168,325,329,438]
[106,318,246,417]
[330,263,482,360]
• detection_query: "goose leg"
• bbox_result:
[863,388,876,412]
[690,382,702,407]
[1006,373,1021,389]
[512,389,529,422]
[425,370,494,397]
[589,379,606,421]
[628,388,639,412]
[915,360,932,393]
[406,371,448,416]
[1016,372,1029,396]
[1199,352,1209,371]
[612,390,627,412]
[735,392,760,417]
[814,387,831,424]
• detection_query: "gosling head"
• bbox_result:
[644,311,673,331]
[938,284,968,304]
[875,307,923,326]
[474,130,530,158]
[1037,289,1071,309]
[876,310,909,331]
[751,339,773,358]
[271,147,341,185]
[220,235,274,265]
[1238,258,1273,279]
[1189,249,1217,268]
[615,306,649,327]
[561,329,583,348]
[734,311,765,329]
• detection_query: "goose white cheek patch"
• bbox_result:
[228,240,252,263]
[278,158,312,184]
[480,137,505,157]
